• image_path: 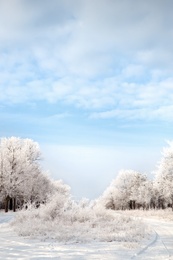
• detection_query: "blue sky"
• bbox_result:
[1,0,173,199]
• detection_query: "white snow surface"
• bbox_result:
[1,212,173,259]
[133,218,173,259]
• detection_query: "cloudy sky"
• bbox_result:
[0,0,173,199]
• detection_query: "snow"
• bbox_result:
[1,211,173,259]
[133,218,173,259]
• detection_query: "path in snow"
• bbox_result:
[0,212,173,259]
[132,218,173,260]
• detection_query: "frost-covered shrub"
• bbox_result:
[11,196,150,244]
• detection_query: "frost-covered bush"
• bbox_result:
[11,195,150,244]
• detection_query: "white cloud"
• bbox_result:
[0,0,173,122]
[46,112,70,120]
[90,104,173,122]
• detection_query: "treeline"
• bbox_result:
[99,141,173,210]
[0,137,70,212]
[1,136,173,213]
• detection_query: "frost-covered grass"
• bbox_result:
[11,196,150,245]
[117,208,173,221]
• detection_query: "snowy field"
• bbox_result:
[1,211,173,259]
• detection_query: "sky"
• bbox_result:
[0,0,173,199]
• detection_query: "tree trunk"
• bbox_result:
[9,198,13,210]
[5,196,10,213]
[13,197,16,212]
[133,200,136,210]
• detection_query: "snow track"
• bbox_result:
[131,230,158,259]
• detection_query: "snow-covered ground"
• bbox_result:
[134,218,173,259]
[1,211,173,259]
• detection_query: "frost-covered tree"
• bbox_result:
[53,179,71,198]
[0,137,51,212]
[154,141,173,209]
[19,169,53,206]
[135,179,153,209]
